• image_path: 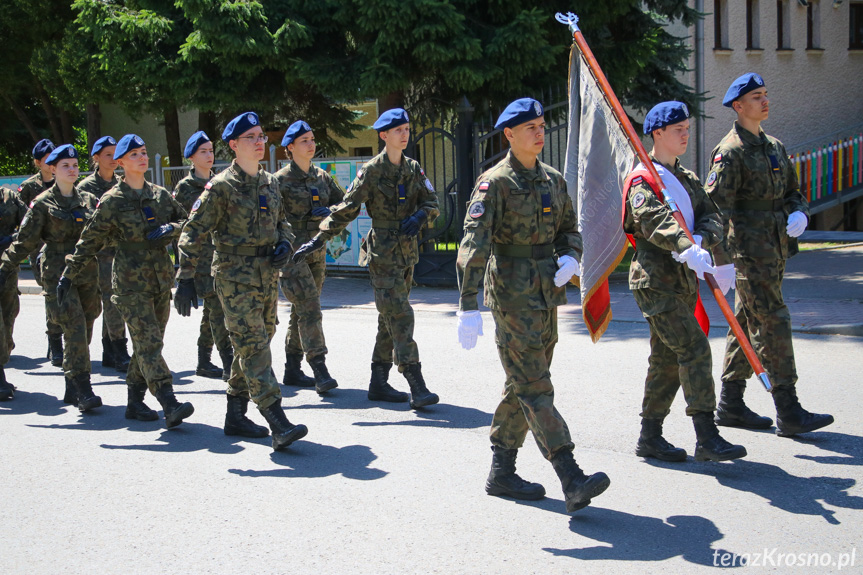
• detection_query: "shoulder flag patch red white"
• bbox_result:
[204,182,213,190]
[17,186,23,192]
[713,153,722,163]
[631,176,643,187]
[478,182,490,191]
[29,200,35,208]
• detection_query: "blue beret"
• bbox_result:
[495,98,544,130]
[90,136,116,157]
[32,139,55,160]
[222,112,260,141]
[643,101,690,134]
[373,108,409,132]
[723,73,766,107]
[184,131,211,158]
[281,120,312,147]
[113,134,146,160]
[45,144,78,165]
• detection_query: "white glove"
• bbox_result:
[712,263,736,295]
[786,211,808,238]
[678,245,716,280]
[554,255,581,287]
[457,310,483,350]
[671,235,702,263]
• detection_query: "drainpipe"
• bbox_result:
[695,0,706,179]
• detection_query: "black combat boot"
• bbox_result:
[367,362,409,403]
[101,335,116,368]
[63,375,77,405]
[485,446,546,500]
[402,363,439,409]
[550,449,611,513]
[73,373,102,412]
[124,382,158,421]
[154,384,194,428]
[219,346,234,382]
[259,399,308,451]
[692,412,747,461]
[195,345,223,379]
[224,394,269,438]
[635,418,687,462]
[111,338,131,372]
[48,334,63,367]
[282,353,315,387]
[0,367,14,401]
[309,355,338,394]
[714,380,773,429]
[772,387,834,437]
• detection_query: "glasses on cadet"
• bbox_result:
[238,135,269,143]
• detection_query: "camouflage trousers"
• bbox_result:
[280,255,327,359]
[490,308,574,461]
[37,253,62,338]
[54,278,101,378]
[97,250,126,341]
[113,290,173,394]
[633,289,716,419]
[369,261,419,368]
[0,271,20,366]
[196,273,230,352]
[216,276,281,409]
[722,257,797,389]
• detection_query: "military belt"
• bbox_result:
[492,243,554,259]
[371,219,401,230]
[44,241,78,253]
[634,239,664,252]
[216,244,275,257]
[287,218,324,231]
[734,199,784,211]
[117,240,162,252]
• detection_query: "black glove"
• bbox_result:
[57,276,72,305]
[174,278,198,317]
[146,224,174,241]
[0,235,13,250]
[310,206,331,218]
[271,240,294,269]
[291,236,325,263]
[399,210,428,237]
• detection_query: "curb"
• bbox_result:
[796,324,863,337]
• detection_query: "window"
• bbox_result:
[777,0,791,49]
[351,147,373,157]
[747,0,761,49]
[714,0,730,49]
[807,1,822,49]
[851,2,863,49]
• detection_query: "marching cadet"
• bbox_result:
[174,112,308,450]
[18,138,63,367]
[77,135,131,373]
[275,120,343,393]
[0,183,29,400]
[173,130,233,381]
[706,73,833,437]
[623,101,745,462]
[1,145,103,411]
[292,108,440,408]
[60,134,194,427]
[455,98,609,513]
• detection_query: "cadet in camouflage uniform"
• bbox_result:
[275,120,343,393]
[292,108,440,408]
[1,145,103,411]
[173,130,232,381]
[77,135,131,373]
[61,135,194,428]
[18,139,63,366]
[624,102,745,462]
[175,112,307,451]
[706,73,833,437]
[455,98,609,513]
[0,186,29,400]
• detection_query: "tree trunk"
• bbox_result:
[59,108,74,144]
[377,91,405,153]
[86,103,101,151]
[163,105,182,167]
[198,110,216,140]
[0,88,40,142]
[34,78,62,143]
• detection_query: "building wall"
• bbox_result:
[100,103,199,166]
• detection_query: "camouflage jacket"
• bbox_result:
[17,172,54,206]
[705,122,808,264]
[62,180,186,294]
[77,170,121,254]
[173,169,215,279]
[456,151,581,312]
[177,161,293,287]
[623,157,723,295]
[2,184,99,286]
[0,187,31,265]
[318,150,439,268]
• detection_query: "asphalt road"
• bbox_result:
[1,295,860,574]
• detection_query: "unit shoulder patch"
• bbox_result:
[706,172,717,186]
[631,192,646,209]
[468,201,485,219]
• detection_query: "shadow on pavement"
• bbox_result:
[352,400,492,429]
[544,508,739,568]
[7,353,49,371]
[286,387,404,411]
[98,421,258,454]
[228,441,387,480]
[0,390,68,417]
[791,431,863,466]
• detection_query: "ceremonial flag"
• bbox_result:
[563,44,634,342]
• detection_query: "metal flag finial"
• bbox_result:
[555,12,579,32]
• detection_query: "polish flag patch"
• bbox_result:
[713,153,722,163]
[478,182,490,191]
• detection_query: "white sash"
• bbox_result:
[635,161,694,230]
